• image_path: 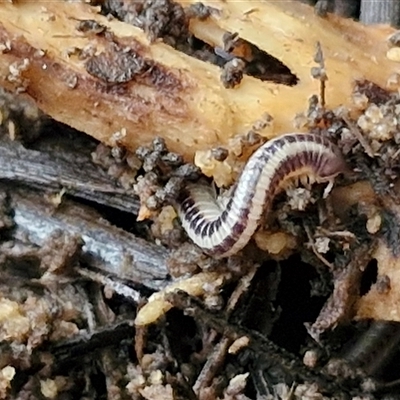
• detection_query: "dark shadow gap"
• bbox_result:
[269,254,327,353]
[359,258,378,296]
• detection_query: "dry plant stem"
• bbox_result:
[193,264,259,395]
[100,349,126,400]
[193,337,232,396]
[342,116,375,158]
[0,2,398,159]
[135,323,146,366]
[225,263,260,313]
[360,0,400,26]
[166,290,347,395]
[77,268,142,303]
[6,185,169,291]
[304,224,334,269]
[89,283,117,326]
[51,321,134,367]
[308,245,373,342]
[0,134,140,214]
[89,290,128,400]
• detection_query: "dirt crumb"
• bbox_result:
[101,0,189,46]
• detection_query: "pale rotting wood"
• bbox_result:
[0,1,399,160]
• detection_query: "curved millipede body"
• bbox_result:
[177,133,347,258]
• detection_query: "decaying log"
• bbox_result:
[0,1,398,159]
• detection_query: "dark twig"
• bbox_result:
[312,42,327,108]
[77,268,142,303]
[307,244,373,342]
[0,133,140,214]
[343,116,375,158]
[193,337,232,396]
[341,321,400,377]
[50,321,135,366]
[193,264,260,395]
[6,185,170,291]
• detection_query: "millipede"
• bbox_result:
[176,133,347,258]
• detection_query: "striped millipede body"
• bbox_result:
[177,133,347,258]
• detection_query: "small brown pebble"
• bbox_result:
[211,147,229,162]
[152,137,167,153]
[387,30,400,47]
[245,131,264,146]
[161,152,183,166]
[136,146,152,160]
[221,58,246,89]
[303,350,319,368]
[146,195,161,211]
[110,145,126,162]
[186,2,217,20]
[76,19,107,35]
[126,153,142,171]
[172,164,200,179]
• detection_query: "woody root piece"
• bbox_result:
[0,0,399,160]
[331,182,400,322]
